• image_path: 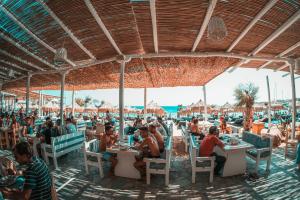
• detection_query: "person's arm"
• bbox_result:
[214,136,225,151]
[137,138,149,150]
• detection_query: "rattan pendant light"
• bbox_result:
[207,16,228,41]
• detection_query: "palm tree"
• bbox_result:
[234,83,259,131]
[84,96,92,108]
[75,98,84,107]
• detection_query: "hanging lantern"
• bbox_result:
[207,16,228,41]
[54,48,67,66]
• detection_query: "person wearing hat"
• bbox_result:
[134,126,160,178]
[149,124,165,153]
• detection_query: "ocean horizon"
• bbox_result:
[132,106,183,114]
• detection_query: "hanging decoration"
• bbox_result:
[207,16,228,41]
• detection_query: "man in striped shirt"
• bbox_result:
[3,142,52,200]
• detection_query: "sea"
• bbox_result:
[132,106,181,117]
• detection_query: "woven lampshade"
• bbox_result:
[54,48,67,65]
[207,16,228,41]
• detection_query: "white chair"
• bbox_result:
[284,129,298,159]
[83,139,104,178]
[189,136,215,183]
[42,132,85,169]
[144,137,172,186]
[242,131,273,173]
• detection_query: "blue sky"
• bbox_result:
[41,68,299,106]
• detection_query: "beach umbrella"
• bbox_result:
[271,103,284,111]
[65,102,84,113]
[191,100,205,113]
[98,101,115,113]
[42,99,60,112]
[221,102,234,113]
[146,100,165,116]
[253,103,265,112]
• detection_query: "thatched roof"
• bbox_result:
[0,0,299,92]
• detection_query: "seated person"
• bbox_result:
[21,117,34,137]
[134,126,160,178]
[91,116,98,129]
[199,126,226,175]
[157,117,169,136]
[2,142,52,200]
[149,124,165,153]
[65,118,77,134]
[100,125,118,173]
[41,120,59,145]
[220,117,228,134]
[188,117,195,130]
[190,119,205,140]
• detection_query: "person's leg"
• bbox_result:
[109,156,118,172]
[134,160,146,177]
[211,153,226,175]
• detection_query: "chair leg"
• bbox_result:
[192,169,195,183]
[284,144,288,159]
[209,169,214,183]
[165,170,169,186]
[98,159,104,178]
[266,158,271,172]
[53,157,58,169]
[44,152,49,164]
[254,160,259,173]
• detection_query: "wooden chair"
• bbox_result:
[144,137,173,186]
[242,131,273,173]
[82,139,104,178]
[189,135,214,183]
[284,128,298,159]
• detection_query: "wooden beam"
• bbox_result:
[0,59,30,73]
[227,0,278,52]
[258,41,300,70]
[150,0,158,53]
[252,10,300,56]
[0,5,76,67]
[0,49,40,71]
[37,0,96,60]
[84,0,122,55]
[0,32,56,70]
[191,0,217,52]
[235,10,300,68]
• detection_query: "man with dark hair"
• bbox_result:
[199,126,226,176]
[149,124,164,153]
[65,118,77,134]
[134,126,160,178]
[2,142,52,200]
[100,125,118,173]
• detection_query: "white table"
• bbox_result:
[214,137,253,177]
[107,146,141,179]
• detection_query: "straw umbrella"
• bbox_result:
[146,100,165,116]
[191,100,205,115]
